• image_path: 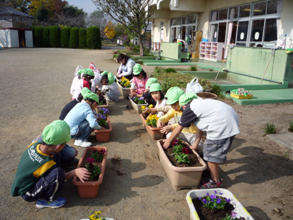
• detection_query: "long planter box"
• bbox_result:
[139,114,165,140]
[157,141,207,190]
[186,189,254,220]
[129,97,148,114]
[117,81,131,99]
[94,117,112,142]
[72,146,108,198]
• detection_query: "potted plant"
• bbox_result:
[97,93,108,108]
[129,96,148,114]
[117,76,131,99]
[186,189,254,220]
[157,138,207,190]
[94,108,112,142]
[72,147,107,198]
[139,110,165,140]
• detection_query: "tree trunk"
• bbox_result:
[138,33,144,56]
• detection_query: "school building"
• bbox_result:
[150,0,293,58]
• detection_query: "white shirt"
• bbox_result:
[155,98,167,117]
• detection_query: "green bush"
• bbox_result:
[60,27,71,48]
[42,27,50,47]
[34,26,44,47]
[190,66,197,71]
[49,26,60,47]
[263,122,278,134]
[165,68,176,73]
[69,27,79,48]
[86,26,101,49]
[79,28,87,48]
[211,83,221,95]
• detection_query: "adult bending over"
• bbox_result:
[116,54,136,80]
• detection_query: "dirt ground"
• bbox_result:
[0,48,293,220]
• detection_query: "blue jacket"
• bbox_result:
[64,101,101,135]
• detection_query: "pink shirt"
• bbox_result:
[131,77,149,95]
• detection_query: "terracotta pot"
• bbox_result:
[197,92,217,99]
[157,141,206,190]
[129,97,148,114]
[117,81,131,99]
[72,146,108,198]
[94,117,112,142]
[186,189,254,220]
[140,114,165,140]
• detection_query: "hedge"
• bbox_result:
[86,26,101,49]
[50,26,60,47]
[79,28,87,48]
[42,27,50,47]
[69,27,79,48]
[60,27,71,48]
[34,26,44,47]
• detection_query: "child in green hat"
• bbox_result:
[148,83,167,117]
[71,68,95,100]
[142,78,158,106]
[129,64,149,99]
[11,120,90,209]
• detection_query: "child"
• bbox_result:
[94,71,115,94]
[70,68,85,96]
[142,78,158,106]
[64,89,105,148]
[72,68,95,100]
[129,64,149,98]
[116,54,136,80]
[148,83,167,117]
[157,88,198,145]
[163,98,240,189]
[11,120,90,208]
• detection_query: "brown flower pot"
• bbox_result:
[157,141,207,190]
[140,114,165,140]
[197,92,217,99]
[94,117,112,142]
[72,146,108,198]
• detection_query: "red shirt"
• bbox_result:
[83,79,90,90]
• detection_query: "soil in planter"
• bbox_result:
[192,198,245,220]
[160,140,202,167]
[142,112,150,119]
[79,149,103,182]
[100,124,109,129]
[97,94,107,106]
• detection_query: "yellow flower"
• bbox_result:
[141,106,146,110]
[149,104,153,108]
[89,214,96,220]
[125,81,130,85]
[95,211,101,215]
[121,76,126,82]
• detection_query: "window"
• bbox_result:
[253,2,266,16]
[237,21,249,41]
[210,11,218,21]
[239,5,250,17]
[171,18,177,26]
[229,7,238,19]
[219,9,228,20]
[264,19,277,41]
[267,0,278,14]
[187,14,196,24]
[182,16,187,25]
[251,20,264,41]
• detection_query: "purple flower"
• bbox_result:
[87,157,95,163]
[219,192,223,195]
[206,193,209,196]
[101,115,107,120]
[202,199,207,204]
[231,211,237,218]
[210,194,216,199]
[214,206,217,208]
[214,191,218,194]
[216,198,221,204]
[139,97,144,100]
[225,198,231,203]
[198,197,202,200]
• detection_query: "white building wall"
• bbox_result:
[0,29,11,47]
[10,29,19,47]
[25,30,33,47]
[278,0,293,46]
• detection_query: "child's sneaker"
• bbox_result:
[36,197,66,209]
[199,178,223,189]
[74,140,82,146]
[79,141,92,148]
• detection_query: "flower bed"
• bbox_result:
[72,146,107,198]
[186,189,254,220]
[157,139,206,190]
[139,114,165,140]
[129,97,148,114]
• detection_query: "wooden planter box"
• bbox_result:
[139,114,165,140]
[94,117,112,142]
[129,97,148,114]
[157,141,206,190]
[186,189,254,220]
[117,81,131,99]
[72,146,108,198]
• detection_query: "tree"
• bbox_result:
[92,0,155,56]
[104,21,115,39]
[34,5,49,21]
[28,0,68,18]
[63,4,85,17]
[1,0,31,13]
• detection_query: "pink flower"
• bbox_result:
[98,149,105,155]
[87,157,95,163]
[182,147,190,154]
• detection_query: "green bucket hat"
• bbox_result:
[101,71,114,85]
[146,78,158,87]
[149,83,162,93]
[42,120,71,145]
[165,87,184,105]
[77,69,86,76]
[179,92,197,107]
[133,64,142,75]
[83,90,99,103]
[84,68,95,77]
[81,87,90,97]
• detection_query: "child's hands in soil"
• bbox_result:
[160,125,172,134]
[75,168,90,183]
[162,140,171,149]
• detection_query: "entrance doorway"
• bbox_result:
[18,30,26,47]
